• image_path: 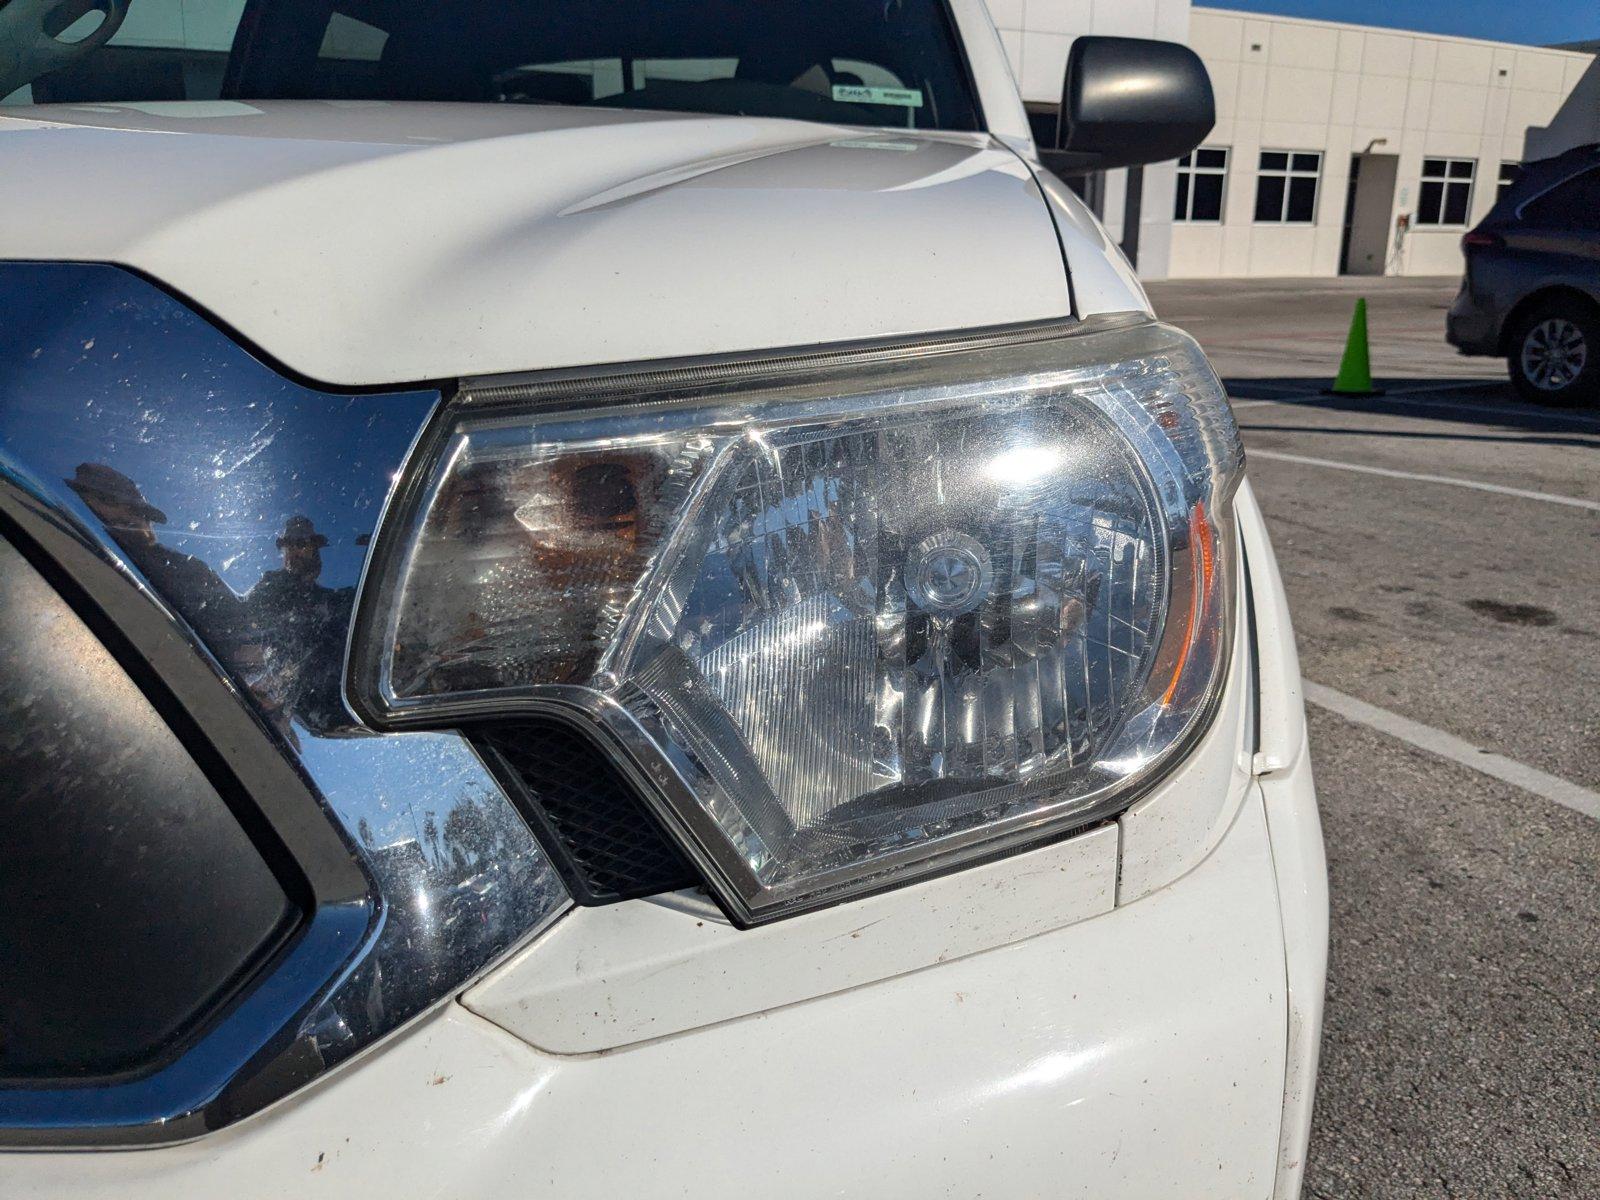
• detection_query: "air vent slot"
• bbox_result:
[476,721,700,905]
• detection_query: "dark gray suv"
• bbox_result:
[1447,145,1600,406]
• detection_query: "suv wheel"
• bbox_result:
[1508,302,1599,406]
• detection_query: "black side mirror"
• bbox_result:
[1055,36,1215,171]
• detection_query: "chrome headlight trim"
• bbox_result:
[0,263,571,1148]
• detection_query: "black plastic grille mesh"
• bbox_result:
[476,721,699,904]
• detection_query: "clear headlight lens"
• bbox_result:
[351,320,1243,922]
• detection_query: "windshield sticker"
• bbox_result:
[831,84,924,108]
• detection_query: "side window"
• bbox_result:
[1417,158,1475,226]
[1521,169,1600,232]
[1175,147,1228,223]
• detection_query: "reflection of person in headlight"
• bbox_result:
[65,462,255,669]
[247,515,355,737]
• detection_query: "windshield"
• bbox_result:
[0,0,983,132]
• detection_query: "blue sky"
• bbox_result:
[1212,0,1600,48]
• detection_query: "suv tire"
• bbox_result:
[1507,300,1600,406]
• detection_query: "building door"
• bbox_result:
[1338,156,1361,272]
[1340,153,1400,275]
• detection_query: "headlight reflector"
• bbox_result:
[352,321,1243,922]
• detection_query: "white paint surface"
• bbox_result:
[0,102,1073,385]
[1259,748,1328,1200]
[1235,479,1308,776]
[467,822,1118,1054]
[6,798,1293,1200]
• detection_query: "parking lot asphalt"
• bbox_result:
[1147,276,1600,1200]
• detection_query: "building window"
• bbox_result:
[1254,151,1321,224]
[1418,158,1476,225]
[1175,148,1228,222]
[1498,162,1521,202]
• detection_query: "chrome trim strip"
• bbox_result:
[0,262,571,1147]
[0,902,370,1145]
[457,313,1147,409]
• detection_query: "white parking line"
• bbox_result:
[1249,449,1600,512]
[1304,682,1600,823]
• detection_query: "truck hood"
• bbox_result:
[0,101,1072,386]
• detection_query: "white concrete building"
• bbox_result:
[990,3,1600,280]
[1170,9,1600,278]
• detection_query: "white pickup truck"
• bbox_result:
[0,3,1324,1198]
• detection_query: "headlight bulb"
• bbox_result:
[906,530,992,618]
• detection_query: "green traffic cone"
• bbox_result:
[1326,298,1383,396]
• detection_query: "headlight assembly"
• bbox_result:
[349,318,1244,924]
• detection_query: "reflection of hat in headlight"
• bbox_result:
[276,514,328,548]
[64,462,167,523]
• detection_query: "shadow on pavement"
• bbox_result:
[1222,376,1600,438]
[1236,423,1600,451]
